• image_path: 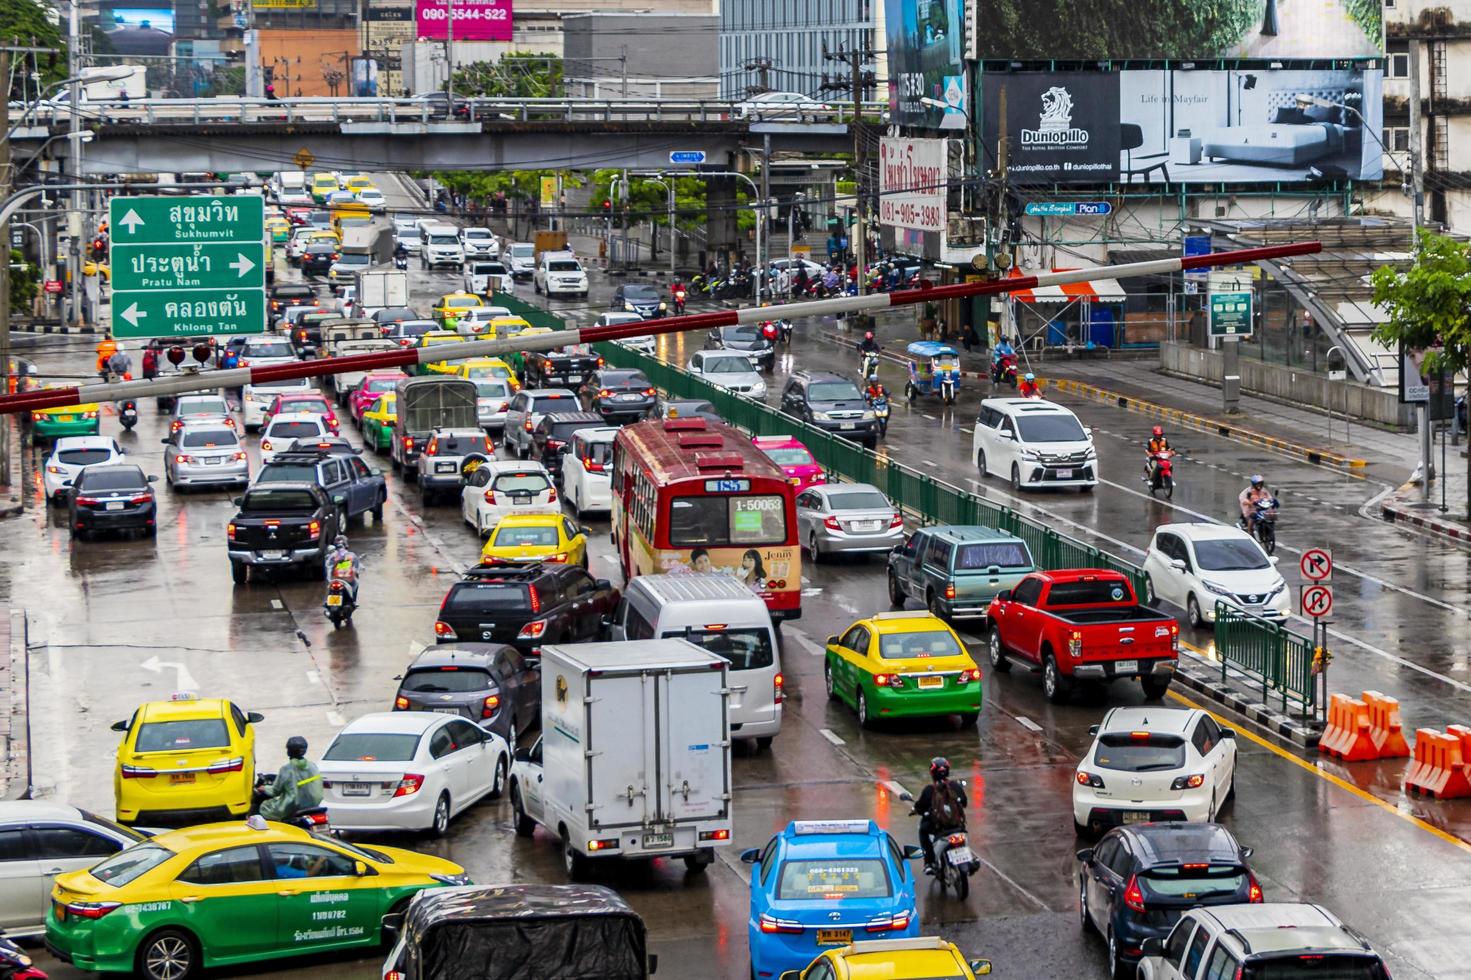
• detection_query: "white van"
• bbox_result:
[533,251,588,298]
[607,574,783,750]
[972,397,1098,491]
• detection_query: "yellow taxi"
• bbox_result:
[111,693,264,825]
[824,611,982,728]
[433,291,484,329]
[309,172,340,202]
[83,260,111,280]
[31,390,101,441]
[361,392,397,453]
[264,216,292,242]
[415,331,472,376]
[488,315,533,340]
[343,175,376,195]
[480,513,589,567]
[785,938,992,980]
[46,819,470,979]
[457,356,520,390]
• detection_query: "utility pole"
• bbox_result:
[742,58,773,95]
[68,0,84,329]
[445,0,455,106]
[821,43,874,309]
[1408,38,1431,501]
[620,46,628,98]
[1,46,12,490]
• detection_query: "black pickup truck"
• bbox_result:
[523,346,601,390]
[226,482,341,584]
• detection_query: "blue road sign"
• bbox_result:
[670,151,707,165]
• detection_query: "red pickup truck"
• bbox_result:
[984,569,1178,704]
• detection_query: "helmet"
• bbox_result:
[1024,372,1035,381]
[1152,425,1164,437]
[865,331,874,340]
[929,757,951,781]
[285,736,308,759]
[1250,474,1265,487]
[333,535,349,549]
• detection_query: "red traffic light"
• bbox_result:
[166,346,186,366]
[193,344,212,364]
[602,199,611,210]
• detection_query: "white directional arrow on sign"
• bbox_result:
[119,209,145,233]
[120,302,145,327]
[229,252,256,278]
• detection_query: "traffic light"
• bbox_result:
[602,199,612,211]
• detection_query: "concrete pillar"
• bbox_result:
[705,176,738,261]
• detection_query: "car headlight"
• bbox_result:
[1266,580,1287,599]
[659,302,667,311]
[812,410,831,421]
[625,302,636,311]
[1203,581,1233,597]
[1020,449,1041,460]
[861,410,875,420]
[430,872,474,886]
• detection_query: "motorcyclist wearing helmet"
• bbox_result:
[1017,372,1042,398]
[1146,426,1172,481]
[256,736,324,822]
[1239,475,1272,526]
[911,757,968,873]
[326,535,360,602]
[857,330,881,356]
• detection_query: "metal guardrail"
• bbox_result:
[1213,603,1318,717]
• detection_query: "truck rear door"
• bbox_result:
[587,673,654,830]
[658,666,729,824]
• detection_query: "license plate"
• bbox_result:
[642,832,673,848]
[618,393,640,401]
[567,375,582,383]
[326,594,343,606]
[839,422,855,430]
[262,550,286,560]
[1057,469,1074,478]
[946,846,975,866]
[205,457,221,465]
[854,520,882,531]
[1114,660,1138,674]
[436,461,457,473]
[433,707,461,715]
[170,772,195,784]
[57,415,74,422]
[105,501,125,511]
[1123,811,1151,824]
[918,675,944,689]
[340,782,372,797]
[816,929,852,946]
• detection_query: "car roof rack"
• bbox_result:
[462,561,548,579]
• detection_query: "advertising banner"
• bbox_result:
[414,0,512,42]
[984,66,1382,185]
[879,137,947,234]
[886,0,967,130]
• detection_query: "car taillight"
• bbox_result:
[944,582,957,600]
[206,756,245,774]
[544,553,568,563]
[129,493,153,505]
[308,520,321,538]
[865,911,911,933]
[483,490,497,504]
[74,496,101,506]
[644,387,655,396]
[392,774,424,797]
[758,913,802,935]
[174,454,192,465]
[260,440,272,451]
[528,585,542,613]
[227,523,237,540]
[170,420,184,431]
[889,513,905,528]
[403,436,414,451]
[699,829,730,841]
[524,420,533,431]
[233,451,247,461]
[119,764,157,779]
[434,620,457,639]
[498,402,510,411]
[65,901,122,920]
[394,696,409,710]
[1169,773,1206,790]
[547,488,558,503]
[426,437,438,455]
[598,389,611,399]
[583,457,604,472]
[1248,874,1263,903]
[81,410,98,420]
[1068,630,1083,657]
[823,516,842,530]
[774,672,784,704]
[482,694,500,718]
[46,465,63,474]
[1123,875,1146,913]
[1076,771,1105,788]
[873,673,905,688]
[30,412,43,421]
[518,619,547,639]
[958,668,981,683]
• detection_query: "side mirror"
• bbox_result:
[353,860,369,877]
[1242,845,1254,859]
[513,747,531,763]
[901,844,924,860]
[232,496,243,506]
[380,912,404,935]
[146,475,158,483]
[1170,558,1187,571]
[1088,724,1099,736]
[739,848,760,864]
[827,635,839,647]
[970,961,993,976]
[62,480,73,488]
[1220,727,1236,739]
[1076,847,1094,864]
[110,719,129,733]
[247,711,265,724]
[1269,555,1280,565]
[995,589,1012,602]
[160,438,170,445]
[779,973,801,980]
[595,579,611,590]
[579,525,591,536]
[1140,937,1164,958]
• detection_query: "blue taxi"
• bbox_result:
[742,819,921,979]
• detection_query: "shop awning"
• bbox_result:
[1005,268,1127,303]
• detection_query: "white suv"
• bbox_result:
[421,225,465,270]
[1142,523,1288,627]
[460,226,500,258]
[1073,705,1237,836]
[534,252,588,298]
[973,397,1097,491]
[1137,904,1388,980]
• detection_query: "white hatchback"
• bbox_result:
[318,711,508,836]
[460,460,561,536]
[43,436,127,502]
[1142,523,1288,627]
[561,426,617,516]
[259,412,329,464]
[1073,706,1237,836]
[972,398,1098,491]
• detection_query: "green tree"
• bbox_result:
[9,249,38,312]
[0,0,67,91]
[1370,229,1471,517]
[589,170,752,232]
[452,53,562,99]
[427,169,584,207]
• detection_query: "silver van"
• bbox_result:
[607,574,783,750]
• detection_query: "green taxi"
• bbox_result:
[825,611,983,728]
[361,392,397,453]
[46,819,469,980]
[32,395,101,442]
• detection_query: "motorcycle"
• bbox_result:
[324,577,356,628]
[0,931,47,979]
[777,319,793,346]
[1238,496,1280,555]
[899,790,978,900]
[394,253,409,271]
[861,351,880,383]
[867,386,890,437]
[993,353,1019,388]
[1145,449,1175,499]
[672,289,687,315]
[118,399,138,431]
[254,773,333,834]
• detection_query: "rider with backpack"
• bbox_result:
[911,756,968,874]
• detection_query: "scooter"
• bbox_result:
[867,387,890,437]
[1238,496,1280,555]
[394,253,409,271]
[672,288,687,315]
[899,790,978,900]
[777,319,793,346]
[1145,449,1175,499]
[0,931,47,979]
[993,353,1019,388]
[254,773,333,834]
[861,351,880,383]
[324,578,356,628]
[940,375,957,405]
[118,399,138,431]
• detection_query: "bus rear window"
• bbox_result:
[669,495,786,546]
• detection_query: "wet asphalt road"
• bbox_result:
[4,184,1471,979]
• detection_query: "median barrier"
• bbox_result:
[1361,690,1411,759]
[1318,693,1375,762]
[1404,727,1471,799]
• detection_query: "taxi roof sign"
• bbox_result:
[791,819,874,836]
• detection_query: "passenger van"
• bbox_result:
[606,574,783,750]
[972,397,1098,492]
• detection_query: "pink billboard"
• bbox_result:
[415,0,512,42]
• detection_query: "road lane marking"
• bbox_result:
[326,710,345,727]
[820,728,845,745]
[599,554,617,563]
[1014,715,1043,733]
[972,853,1050,911]
[784,626,827,657]
[270,598,283,610]
[1167,689,1471,855]
[306,670,321,685]
[834,597,859,614]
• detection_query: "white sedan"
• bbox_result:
[318,712,509,836]
[356,188,387,212]
[687,350,767,399]
[1073,705,1237,836]
[735,91,834,122]
[43,435,127,502]
[1141,522,1287,627]
[460,460,561,536]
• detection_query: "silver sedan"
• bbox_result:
[162,421,249,489]
[795,482,905,561]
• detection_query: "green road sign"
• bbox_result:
[107,195,266,338]
[110,288,267,340]
[112,242,266,292]
[1209,291,1253,337]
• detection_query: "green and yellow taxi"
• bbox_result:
[31,390,101,442]
[112,694,263,825]
[46,819,470,980]
[480,513,589,566]
[488,315,532,341]
[361,392,397,452]
[824,611,982,728]
[456,356,520,390]
[502,324,554,375]
[309,172,340,202]
[784,938,991,980]
[415,331,472,376]
[432,291,483,330]
[264,216,292,243]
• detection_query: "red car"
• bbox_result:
[263,391,340,434]
[350,371,404,424]
[752,435,825,492]
[985,568,1178,704]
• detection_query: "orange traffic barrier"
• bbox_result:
[1404,728,1471,799]
[1361,690,1411,759]
[1318,693,1377,762]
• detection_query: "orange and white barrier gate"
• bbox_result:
[1404,726,1471,800]
[1319,690,1411,763]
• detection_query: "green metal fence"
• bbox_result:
[1213,603,1318,716]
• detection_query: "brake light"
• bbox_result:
[1170,773,1206,790]
[528,584,542,612]
[1069,630,1083,657]
[30,412,43,421]
[174,454,192,464]
[865,911,911,933]
[483,490,497,504]
[1123,875,1146,913]
[119,764,157,779]
[586,838,619,851]
[699,829,730,841]
[583,457,605,473]
[426,437,438,455]
[823,516,841,530]
[774,672,785,704]
[233,451,248,461]
[1248,874,1264,903]
[518,619,548,639]
[433,621,457,639]
[524,420,533,431]
[227,523,237,540]
[758,913,803,935]
[392,774,424,797]
[544,553,568,563]
[889,513,905,527]
[873,673,905,688]
[65,901,122,920]
[946,833,967,846]
[547,488,558,503]
[599,389,611,399]
[394,696,409,710]
[206,756,245,774]
[958,668,981,683]
[644,387,655,396]
[128,493,153,505]
[1076,771,1105,788]
[74,496,101,506]
[260,440,272,451]
[482,694,500,718]
[944,582,957,600]
[403,436,414,451]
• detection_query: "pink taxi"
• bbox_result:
[349,371,405,424]
[753,435,825,492]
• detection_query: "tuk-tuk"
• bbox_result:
[905,341,960,404]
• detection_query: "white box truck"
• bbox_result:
[355,269,410,312]
[509,640,733,879]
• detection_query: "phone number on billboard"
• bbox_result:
[880,202,942,228]
[419,6,508,20]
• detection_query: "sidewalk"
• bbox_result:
[1,608,30,800]
[1378,454,1471,541]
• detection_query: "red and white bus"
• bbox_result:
[612,417,801,620]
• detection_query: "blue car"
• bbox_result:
[742,819,922,979]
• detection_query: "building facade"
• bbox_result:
[563,12,718,100]
[719,0,880,99]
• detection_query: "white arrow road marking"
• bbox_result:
[139,655,198,692]
[121,303,145,327]
[119,209,144,232]
[229,253,256,277]
[783,625,827,657]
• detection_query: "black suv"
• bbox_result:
[532,412,605,481]
[269,283,317,322]
[580,368,656,423]
[779,370,879,448]
[434,563,620,652]
[226,482,341,583]
[1077,822,1260,978]
[254,449,387,524]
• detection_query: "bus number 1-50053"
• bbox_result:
[733,497,782,512]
